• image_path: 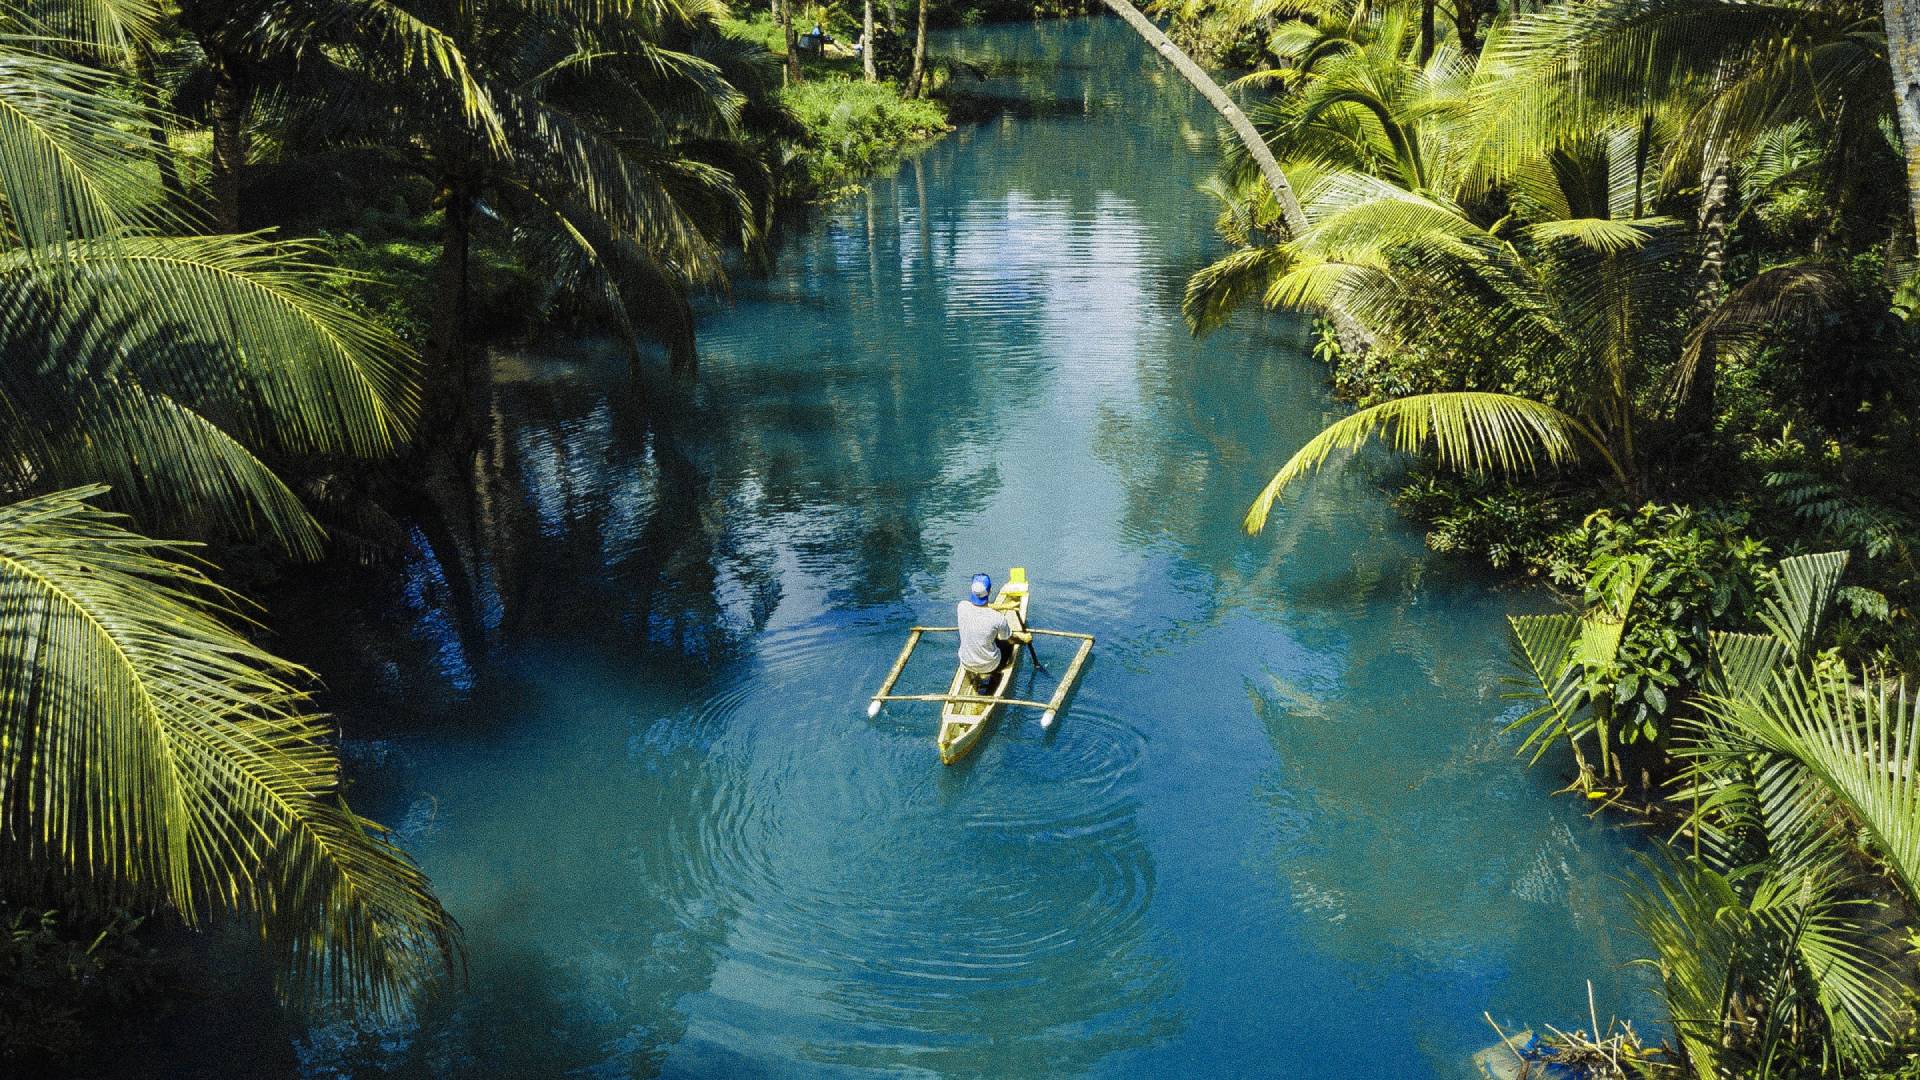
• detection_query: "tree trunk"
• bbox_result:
[1419,0,1435,64]
[780,0,803,83]
[132,43,182,205]
[907,0,928,97]
[1885,0,1920,246]
[209,58,246,231]
[864,0,878,81]
[1677,159,1734,435]
[428,182,477,444]
[1454,0,1484,57]
[1096,0,1376,354]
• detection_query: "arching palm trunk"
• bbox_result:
[1885,0,1920,244]
[1096,0,1375,353]
[906,0,928,96]
[864,0,877,81]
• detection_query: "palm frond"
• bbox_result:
[1706,664,1920,907]
[1506,611,1587,763]
[1244,392,1599,532]
[0,487,461,1016]
[1,234,419,457]
[0,41,183,245]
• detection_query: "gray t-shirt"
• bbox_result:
[956,600,1010,673]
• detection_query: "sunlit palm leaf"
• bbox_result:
[1706,664,1920,907]
[1243,392,1596,532]
[1626,851,1742,1080]
[11,0,160,52]
[1506,611,1586,763]
[0,487,461,1016]
[0,41,182,245]
[37,386,326,556]
[2,234,419,457]
[1759,550,1849,659]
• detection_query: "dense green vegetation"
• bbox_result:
[783,77,951,194]
[1135,0,1920,1072]
[9,0,1920,1070]
[0,0,974,1067]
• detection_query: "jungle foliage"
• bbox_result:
[1173,0,1920,1071]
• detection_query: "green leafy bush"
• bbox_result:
[0,905,168,1069]
[781,78,950,197]
[1545,505,1773,741]
[1396,470,1575,570]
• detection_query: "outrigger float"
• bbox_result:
[865,567,1095,765]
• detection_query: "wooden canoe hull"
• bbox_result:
[937,572,1029,765]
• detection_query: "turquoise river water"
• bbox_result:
[283,17,1653,1079]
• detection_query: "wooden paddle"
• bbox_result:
[1010,609,1047,676]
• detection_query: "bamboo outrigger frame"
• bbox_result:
[866,626,1095,729]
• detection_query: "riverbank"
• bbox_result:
[1170,0,1920,1069]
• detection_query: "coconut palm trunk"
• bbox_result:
[780,0,802,82]
[132,42,182,203]
[1096,0,1375,353]
[906,0,928,96]
[1678,159,1735,434]
[1885,0,1920,244]
[429,180,477,444]
[1454,0,1484,56]
[209,57,246,231]
[863,0,877,81]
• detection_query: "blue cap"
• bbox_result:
[969,573,992,605]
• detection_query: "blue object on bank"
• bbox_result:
[1516,1035,1589,1079]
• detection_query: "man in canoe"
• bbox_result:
[957,572,1029,691]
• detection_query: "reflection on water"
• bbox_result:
[279,16,1651,1080]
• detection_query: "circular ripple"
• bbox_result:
[621,618,1166,1044]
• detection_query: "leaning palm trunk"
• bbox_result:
[1886,0,1920,244]
[1096,0,1375,354]
[907,0,928,96]
[863,0,877,81]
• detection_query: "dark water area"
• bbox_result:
[256,17,1651,1079]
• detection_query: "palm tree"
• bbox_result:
[1890,0,1920,241]
[1637,552,1917,1075]
[1508,550,1913,1074]
[1099,0,1377,352]
[0,0,418,553]
[0,1,460,1015]
[1480,0,1898,389]
[780,0,803,82]
[863,0,876,81]
[0,487,461,1017]
[1200,134,1679,530]
[289,0,769,399]
[906,0,927,96]
[1231,4,1472,193]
